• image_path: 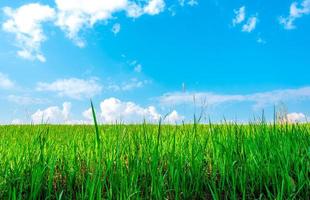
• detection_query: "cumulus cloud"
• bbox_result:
[164,110,184,123]
[2,0,167,60]
[126,2,144,18]
[232,6,246,26]
[159,86,310,109]
[36,78,102,99]
[13,98,183,124]
[54,0,127,46]
[286,112,307,123]
[279,0,310,30]
[2,3,55,62]
[31,102,71,124]
[0,72,14,89]
[242,16,257,32]
[80,98,183,124]
[143,0,165,15]
[55,0,165,46]
[99,97,161,123]
[82,108,93,121]
[30,103,92,124]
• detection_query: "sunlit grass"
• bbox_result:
[0,121,309,199]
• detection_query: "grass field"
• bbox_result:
[0,119,309,199]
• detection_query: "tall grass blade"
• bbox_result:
[90,100,100,146]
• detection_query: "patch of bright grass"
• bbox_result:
[0,122,309,199]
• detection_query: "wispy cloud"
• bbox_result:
[257,37,266,44]
[36,78,102,99]
[179,0,198,7]
[112,23,121,35]
[232,6,258,33]
[7,95,47,105]
[279,0,310,30]
[107,78,150,92]
[187,0,198,7]
[232,6,246,26]
[159,86,310,109]
[134,64,142,73]
[242,16,258,32]
[128,60,143,73]
[0,72,15,89]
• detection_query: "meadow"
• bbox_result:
[0,117,309,199]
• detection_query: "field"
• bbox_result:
[0,121,309,199]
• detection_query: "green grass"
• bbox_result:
[0,122,309,199]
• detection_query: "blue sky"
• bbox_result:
[0,0,310,124]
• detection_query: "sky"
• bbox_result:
[0,0,310,124]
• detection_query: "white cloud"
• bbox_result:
[31,102,71,124]
[98,97,161,123]
[2,3,55,62]
[3,1,167,57]
[160,92,244,106]
[242,16,257,32]
[94,98,183,124]
[187,0,198,7]
[179,0,198,7]
[232,6,246,26]
[279,0,310,30]
[7,95,47,105]
[257,37,266,44]
[0,72,14,89]
[55,0,127,46]
[126,2,144,18]
[11,119,25,125]
[164,110,184,123]
[121,79,146,91]
[107,78,150,91]
[286,112,307,123]
[144,0,165,15]
[168,6,177,16]
[159,86,310,109]
[179,0,186,7]
[134,64,142,73]
[128,60,142,72]
[55,0,165,46]
[232,6,258,33]
[36,78,102,99]
[11,97,183,124]
[112,23,121,35]
[82,108,93,121]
